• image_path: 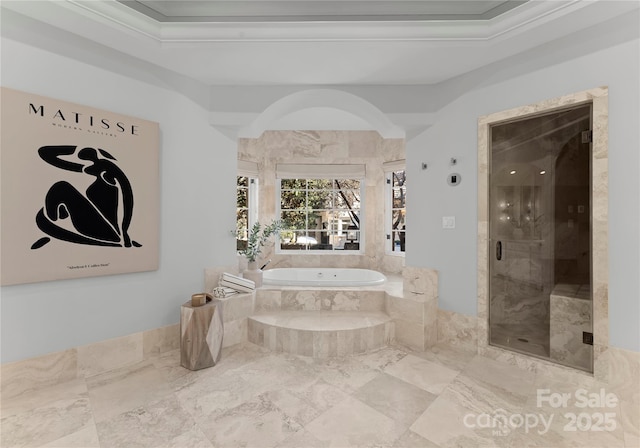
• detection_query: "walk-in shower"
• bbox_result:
[488,103,593,372]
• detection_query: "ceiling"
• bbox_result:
[1,0,637,86]
[118,1,527,22]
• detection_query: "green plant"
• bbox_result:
[237,220,282,262]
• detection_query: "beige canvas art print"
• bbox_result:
[1,87,159,285]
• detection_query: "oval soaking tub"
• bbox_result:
[263,268,386,287]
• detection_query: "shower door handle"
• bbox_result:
[496,241,502,261]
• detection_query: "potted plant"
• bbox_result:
[236,220,281,286]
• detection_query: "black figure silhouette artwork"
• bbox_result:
[31,145,142,250]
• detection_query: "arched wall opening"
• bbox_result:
[236,89,406,274]
[238,89,405,139]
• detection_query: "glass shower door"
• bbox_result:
[489,104,593,372]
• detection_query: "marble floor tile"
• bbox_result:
[1,379,93,448]
[519,375,628,448]
[509,403,626,448]
[392,429,439,448]
[620,399,640,447]
[232,353,321,397]
[384,354,460,395]
[461,355,537,398]
[505,416,583,448]
[314,356,381,394]
[149,349,191,383]
[438,355,536,421]
[353,345,409,371]
[527,374,608,412]
[1,378,87,418]
[267,378,350,426]
[4,341,638,448]
[305,396,405,447]
[410,343,477,372]
[277,429,331,447]
[174,368,256,420]
[86,361,174,423]
[410,394,511,448]
[167,343,271,391]
[198,393,302,448]
[39,422,100,448]
[443,372,528,417]
[353,373,437,429]
[95,395,212,448]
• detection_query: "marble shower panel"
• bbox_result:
[550,284,592,371]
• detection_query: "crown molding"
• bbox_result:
[6,0,599,44]
[3,0,636,86]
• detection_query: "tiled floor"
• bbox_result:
[1,342,638,447]
[491,322,550,359]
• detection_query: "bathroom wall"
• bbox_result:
[1,4,637,365]
[0,37,238,363]
[238,130,405,274]
[407,12,640,352]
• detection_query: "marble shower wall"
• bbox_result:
[238,131,405,274]
[550,284,592,370]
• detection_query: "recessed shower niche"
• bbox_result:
[488,102,594,372]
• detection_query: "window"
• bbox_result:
[277,164,365,252]
[236,161,258,252]
[385,163,406,254]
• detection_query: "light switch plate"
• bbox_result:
[442,216,456,229]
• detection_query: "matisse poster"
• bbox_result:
[1,87,160,285]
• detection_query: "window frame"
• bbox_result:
[384,162,406,256]
[276,171,365,255]
[236,161,259,253]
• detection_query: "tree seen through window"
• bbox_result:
[279,178,362,251]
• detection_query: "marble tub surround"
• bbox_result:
[402,266,438,299]
[388,266,438,351]
[249,311,394,357]
[238,130,405,275]
[255,285,387,313]
[3,341,638,448]
[211,292,255,349]
[251,284,393,357]
[477,88,609,378]
[252,271,438,355]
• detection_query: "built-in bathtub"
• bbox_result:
[262,268,386,287]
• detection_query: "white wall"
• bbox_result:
[2,7,637,362]
[0,38,238,363]
[407,15,640,352]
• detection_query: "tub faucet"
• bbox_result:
[260,259,272,270]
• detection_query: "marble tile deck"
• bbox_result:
[2,342,638,448]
